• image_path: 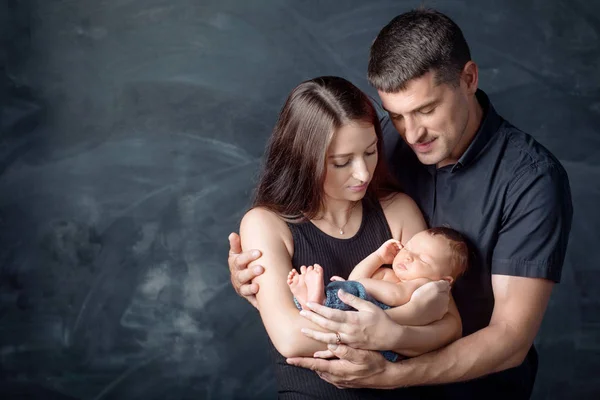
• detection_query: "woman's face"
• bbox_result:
[322,121,378,203]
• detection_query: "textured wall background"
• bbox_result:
[1,0,599,399]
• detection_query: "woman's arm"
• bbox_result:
[381,192,427,244]
[240,208,331,358]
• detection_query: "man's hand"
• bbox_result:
[298,290,400,350]
[228,232,264,308]
[287,345,395,389]
[409,280,451,323]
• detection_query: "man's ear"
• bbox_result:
[460,61,479,95]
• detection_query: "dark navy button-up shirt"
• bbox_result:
[378,89,573,337]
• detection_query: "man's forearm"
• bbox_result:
[389,309,461,357]
[387,322,529,387]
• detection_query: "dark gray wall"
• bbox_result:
[1,0,598,399]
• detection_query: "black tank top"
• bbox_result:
[270,197,425,399]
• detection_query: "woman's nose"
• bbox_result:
[352,159,370,182]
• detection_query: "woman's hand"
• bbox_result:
[298,289,401,351]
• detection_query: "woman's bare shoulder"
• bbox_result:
[379,193,426,242]
[240,206,293,254]
[380,192,418,212]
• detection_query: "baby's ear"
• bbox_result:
[441,276,454,286]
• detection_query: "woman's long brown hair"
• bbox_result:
[253,76,401,221]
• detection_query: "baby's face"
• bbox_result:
[392,231,454,281]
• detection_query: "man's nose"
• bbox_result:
[403,117,425,145]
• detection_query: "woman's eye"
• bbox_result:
[365,150,377,156]
[333,161,350,168]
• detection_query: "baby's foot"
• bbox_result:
[304,264,326,305]
[288,267,309,309]
[376,239,402,265]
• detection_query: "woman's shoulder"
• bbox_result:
[240,206,294,251]
[379,192,420,216]
[378,192,426,242]
[241,206,290,232]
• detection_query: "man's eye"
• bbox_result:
[419,108,434,115]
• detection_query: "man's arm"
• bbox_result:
[287,275,552,388]
[386,275,553,385]
[228,232,264,308]
[293,285,460,357]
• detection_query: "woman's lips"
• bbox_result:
[348,183,368,192]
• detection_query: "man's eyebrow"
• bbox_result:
[383,99,439,116]
[329,138,378,158]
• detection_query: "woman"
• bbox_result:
[238,76,459,399]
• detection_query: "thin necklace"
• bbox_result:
[321,201,359,235]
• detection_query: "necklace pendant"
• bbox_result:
[339,229,344,235]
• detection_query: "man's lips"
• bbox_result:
[413,138,436,152]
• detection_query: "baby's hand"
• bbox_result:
[376,239,402,265]
[330,276,346,282]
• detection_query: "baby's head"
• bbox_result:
[392,227,469,284]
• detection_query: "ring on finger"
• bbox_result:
[335,332,342,345]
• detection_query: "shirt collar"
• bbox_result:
[421,89,503,176]
[451,89,504,172]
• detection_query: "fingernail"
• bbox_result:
[286,358,296,365]
[338,289,346,296]
[254,266,263,273]
[328,344,338,351]
[305,302,314,309]
[300,328,308,334]
[299,310,307,316]
[252,250,260,257]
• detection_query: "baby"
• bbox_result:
[288,226,469,361]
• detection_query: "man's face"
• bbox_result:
[378,71,472,167]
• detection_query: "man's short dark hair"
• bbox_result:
[368,8,472,92]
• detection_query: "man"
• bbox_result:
[228,8,572,399]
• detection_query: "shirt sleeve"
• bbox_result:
[491,161,573,282]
